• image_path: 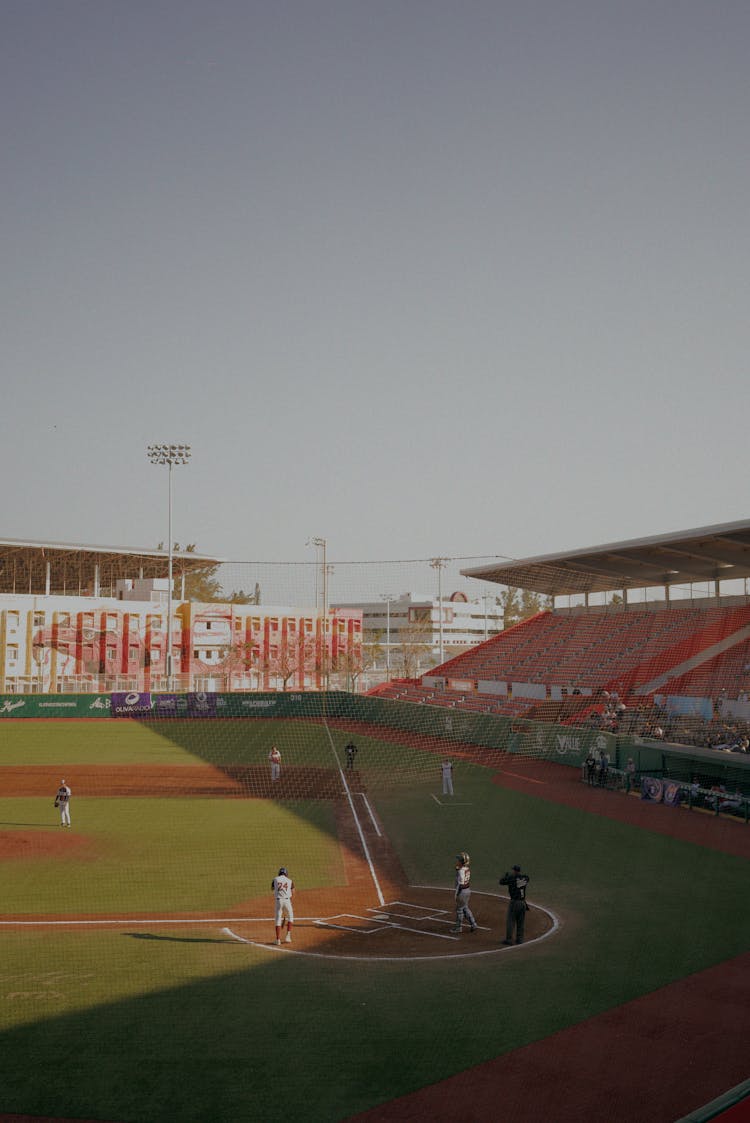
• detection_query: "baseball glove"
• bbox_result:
[54,802,59,808]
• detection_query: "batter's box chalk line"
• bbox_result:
[313,915,389,935]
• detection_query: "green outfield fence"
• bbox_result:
[3,690,750,801]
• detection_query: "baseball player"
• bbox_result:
[499,864,530,945]
[441,759,454,796]
[272,867,294,945]
[268,745,282,782]
[451,851,477,934]
[54,780,71,827]
[345,740,358,770]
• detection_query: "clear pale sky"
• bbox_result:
[2,1,749,567]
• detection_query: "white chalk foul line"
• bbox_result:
[359,793,382,837]
[324,725,385,907]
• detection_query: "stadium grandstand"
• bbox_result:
[371,520,750,757]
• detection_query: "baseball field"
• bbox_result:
[1,713,749,1123]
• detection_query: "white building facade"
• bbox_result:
[334,591,504,679]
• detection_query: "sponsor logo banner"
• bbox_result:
[153,694,188,717]
[187,692,218,716]
[0,698,26,715]
[640,776,663,802]
[663,782,682,807]
[111,691,153,716]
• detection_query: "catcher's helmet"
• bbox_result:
[278,867,288,875]
[456,852,470,866]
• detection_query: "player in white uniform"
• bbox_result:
[451,852,477,934]
[272,866,294,945]
[54,780,72,827]
[441,759,454,796]
[268,746,282,782]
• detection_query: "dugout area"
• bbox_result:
[0,709,749,1123]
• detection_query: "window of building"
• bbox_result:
[106,648,116,662]
[33,612,45,627]
[7,645,18,663]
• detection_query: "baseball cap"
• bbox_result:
[512,864,521,871]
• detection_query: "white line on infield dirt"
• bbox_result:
[324,725,385,906]
[359,792,382,836]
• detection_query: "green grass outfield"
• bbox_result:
[0,719,749,1122]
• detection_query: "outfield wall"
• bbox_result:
[2,690,749,797]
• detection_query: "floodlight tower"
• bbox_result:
[147,443,191,691]
[310,537,328,689]
[430,557,448,664]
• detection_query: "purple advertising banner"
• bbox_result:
[640,776,663,802]
[187,692,218,717]
[153,694,188,718]
[111,691,153,717]
[663,782,682,807]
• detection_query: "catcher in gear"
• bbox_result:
[451,852,477,934]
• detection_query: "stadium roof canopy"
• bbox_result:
[0,537,224,597]
[461,519,750,597]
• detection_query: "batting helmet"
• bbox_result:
[278,867,288,876]
[456,852,470,866]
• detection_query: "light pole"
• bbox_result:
[310,537,328,689]
[379,594,392,675]
[147,444,191,692]
[430,557,448,665]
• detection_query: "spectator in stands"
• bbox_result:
[625,757,637,791]
[597,750,610,787]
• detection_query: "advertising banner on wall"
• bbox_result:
[640,776,664,802]
[152,694,188,718]
[187,692,219,717]
[111,692,153,716]
[0,695,114,718]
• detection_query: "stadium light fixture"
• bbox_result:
[147,444,192,691]
[309,537,329,689]
[430,557,448,664]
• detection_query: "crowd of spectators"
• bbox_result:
[580,690,750,754]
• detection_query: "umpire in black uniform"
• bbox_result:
[499,864,530,945]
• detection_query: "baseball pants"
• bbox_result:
[455,889,476,929]
[506,899,526,943]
